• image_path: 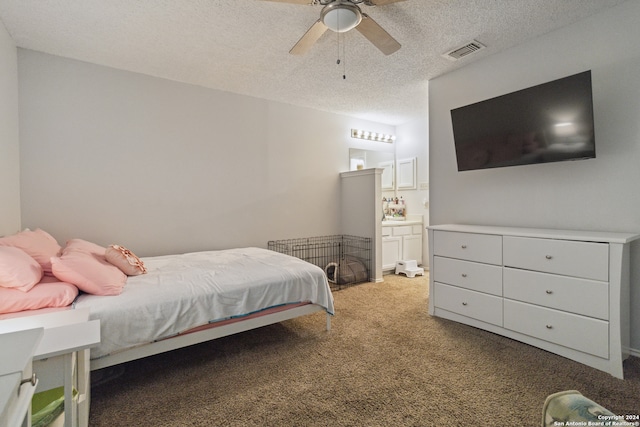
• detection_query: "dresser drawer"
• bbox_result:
[503,236,608,281]
[433,256,502,296]
[504,268,609,320]
[504,300,608,358]
[0,370,37,427]
[433,231,502,265]
[434,283,503,326]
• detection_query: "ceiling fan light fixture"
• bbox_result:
[321,3,362,33]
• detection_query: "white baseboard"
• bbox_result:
[629,347,640,359]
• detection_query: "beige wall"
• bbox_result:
[0,19,20,236]
[17,50,399,256]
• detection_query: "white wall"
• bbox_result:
[17,49,390,256]
[396,116,430,267]
[0,19,20,236]
[429,1,640,352]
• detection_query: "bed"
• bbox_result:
[0,230,333,427]
[79,246,335,370]
[0,229,335,371]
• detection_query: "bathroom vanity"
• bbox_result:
[382,218,423,271]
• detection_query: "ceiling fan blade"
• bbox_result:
[260,0,314,4]
[367,0,407,5]
[290,20,328,55]
[355,13,401,55]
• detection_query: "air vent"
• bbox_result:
[442,40,486,61]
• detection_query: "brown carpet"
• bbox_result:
[89,274,640,426]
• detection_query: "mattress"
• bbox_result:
[74,247,334,360]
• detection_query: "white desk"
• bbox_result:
[0,309,100,427]
[0,328,44,427]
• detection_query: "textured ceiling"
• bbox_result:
[0,0,628,125]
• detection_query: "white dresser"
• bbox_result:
[427,224,640,379]
[0,309,100,427]
[0,328,43,427]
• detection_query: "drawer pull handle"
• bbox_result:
[20,374,37,387]
[462,302,468,306]
[461,245,467,249]
[545,255,553,260]
[546,325,553,329]
[546,290,553,294]
[461,273,467,278]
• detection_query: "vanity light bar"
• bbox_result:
[351,128,396,143]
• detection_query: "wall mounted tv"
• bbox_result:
[450,70,595,171]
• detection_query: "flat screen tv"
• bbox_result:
[450,71,595,171]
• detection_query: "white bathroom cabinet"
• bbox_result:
[428,224,640,379]
[382,221,423,270]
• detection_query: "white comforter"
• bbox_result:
[74,247,334,359]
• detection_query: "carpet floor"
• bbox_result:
[89,273,640,426]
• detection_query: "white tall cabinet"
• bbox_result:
[428,224,640,379]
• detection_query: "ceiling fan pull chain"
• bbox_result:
[335,30,346,79]
[336,14,341,66]
[342,33,347,79]
[336,25,341,65]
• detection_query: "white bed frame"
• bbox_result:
[90,303,332,371]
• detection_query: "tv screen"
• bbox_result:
[450,71,595,171]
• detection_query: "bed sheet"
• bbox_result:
[74,247,334,360]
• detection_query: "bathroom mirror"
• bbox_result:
[349,148,394,171]
[349,148,395,190]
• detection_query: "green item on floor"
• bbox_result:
[32,386,77,427]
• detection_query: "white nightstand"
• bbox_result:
[0,328,44,427]
[0,309,100,427]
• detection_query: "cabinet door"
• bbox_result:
[379,161,394,190]
[402,234,422,264]
[382,236,402,270]
[396,158,416,190]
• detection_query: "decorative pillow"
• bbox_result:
[105,245,147,276]
[0,277,79,314]
[51,241,126,296]
[0,228,62,275]
[0,247,44,292]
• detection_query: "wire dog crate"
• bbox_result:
[268,235,372,291]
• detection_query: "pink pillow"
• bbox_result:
[63,238,106,256]
[0,277,79,314]
[51,241,126,296]
[0,229,62,275]
[105,245,147,276]
[0,247,43,292]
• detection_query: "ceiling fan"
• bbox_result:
[262,0,406,55]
